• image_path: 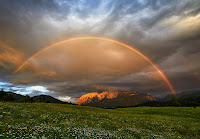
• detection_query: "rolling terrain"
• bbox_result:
[0,102,199,138]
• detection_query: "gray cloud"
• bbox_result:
[0,0,199,101]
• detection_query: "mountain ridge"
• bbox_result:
[1,89,200,107]
[76,91,156,108]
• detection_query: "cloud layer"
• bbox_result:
[0,0,200,101]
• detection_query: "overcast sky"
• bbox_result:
[0,0,200,102]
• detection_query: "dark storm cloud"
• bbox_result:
[0,0,72,55]
[46,69,169,99]
[0,0,200,102]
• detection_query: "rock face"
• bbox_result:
[76,91,156,108]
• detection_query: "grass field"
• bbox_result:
[0,102,199,138]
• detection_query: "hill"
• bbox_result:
[0,90,69,104]
[76,91,156,108]
[32,95,65,104]
[0,89,23,102]
[6,91,25,101]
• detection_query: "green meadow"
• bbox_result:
[0,102,199,138]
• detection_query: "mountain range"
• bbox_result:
[76,90,200,108]
[1,89,200,107]
[76,91,156,108]
[140,90,200,107]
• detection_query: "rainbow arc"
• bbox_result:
[14,36,176,94]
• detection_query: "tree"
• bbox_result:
[0,90,15,102]
[18,95,32,103]
[3,94,15,102]
[171,96,181,106]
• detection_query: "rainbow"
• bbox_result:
[14,36,176,94]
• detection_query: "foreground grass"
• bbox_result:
[0,103,199,138]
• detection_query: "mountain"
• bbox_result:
[76,91,156,108]
[139,90,200,107]
[178,90,200,99]
[162,90,200,102]
[178,90,200,106]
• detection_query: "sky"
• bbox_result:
[0,0,200,102]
